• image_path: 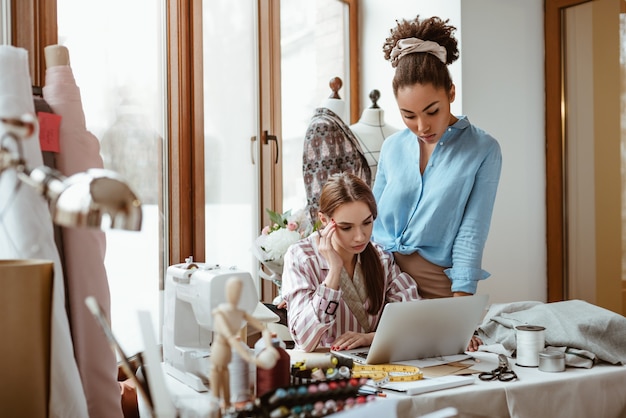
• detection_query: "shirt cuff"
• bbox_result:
[444,267,491,294]
[316,283,341,317]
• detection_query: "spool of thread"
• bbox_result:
[297,353,338,370]
[255,336,291,398]
[515,325,546,367]
[295,353,352,370]
[229,347,252,404]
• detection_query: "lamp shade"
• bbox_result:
[54,168,142,230]
[1,115,142,232]
[23,166,142,231]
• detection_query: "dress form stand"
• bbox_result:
[319,76,346,122]
[349,89,399,181]
[303,77,371,222]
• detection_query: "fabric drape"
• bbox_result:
[0,45,89,418]
[302,107,371,223]
[43,64,124,418]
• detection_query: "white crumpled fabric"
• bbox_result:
[477,299,626,367]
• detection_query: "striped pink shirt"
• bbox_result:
[281,235,420,352]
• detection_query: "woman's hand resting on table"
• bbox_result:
[467,335,483,352]
[330,331,375,351]
[453,292,484,352]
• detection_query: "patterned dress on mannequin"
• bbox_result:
[302,107,371,222]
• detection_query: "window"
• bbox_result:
[56,0,166,354]
[202,0,259,274]
[280,0,351,212]
[9,0,358,353]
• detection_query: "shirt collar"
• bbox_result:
[451,115,469,129]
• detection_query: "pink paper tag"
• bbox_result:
[38,111,62,152]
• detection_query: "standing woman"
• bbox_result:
[373,16,502,300]
[281,172,419,353]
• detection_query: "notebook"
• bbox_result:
[332,294,489,365]
[383,374,476,395]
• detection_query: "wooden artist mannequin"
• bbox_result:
[210,277,279,411]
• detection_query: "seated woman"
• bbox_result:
[281,172,420,352]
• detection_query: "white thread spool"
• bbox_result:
[228,347,252,404]
[515,325,546,367]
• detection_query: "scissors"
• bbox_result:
[478,354,518,382]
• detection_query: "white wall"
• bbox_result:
[360,0,546,304]
[359,0,462,128]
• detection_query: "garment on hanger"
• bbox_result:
[302,107,371,222]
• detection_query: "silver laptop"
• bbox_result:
[332,294,489,365]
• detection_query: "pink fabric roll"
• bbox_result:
[43,65,123,418]
[0,45,89,418]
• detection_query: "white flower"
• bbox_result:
[252,207,314,279]
[286,208,310,232]
[260,228,301,262]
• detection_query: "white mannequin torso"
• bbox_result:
[350,107,398,143]
[320,97,346,122]
[350,99,399,180]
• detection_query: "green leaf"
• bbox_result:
[266,208,283,227]
[281,209,293,226]
[266,208,292,228]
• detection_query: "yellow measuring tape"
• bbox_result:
[352,364,423,386]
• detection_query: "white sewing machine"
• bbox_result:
[162,259,278,392]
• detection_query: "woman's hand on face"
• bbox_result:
[317,221,342,270]
[330,331,374,351]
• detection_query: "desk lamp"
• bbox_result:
[0,113,142,231]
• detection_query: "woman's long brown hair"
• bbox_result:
[318,172,385,314]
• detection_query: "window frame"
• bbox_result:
[10,0,58,87]
[544,0,592,302]
[11,0,206,272]
[166,0,205,269]
[11,0,360,302]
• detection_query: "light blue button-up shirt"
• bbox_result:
[372,116,502,294]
